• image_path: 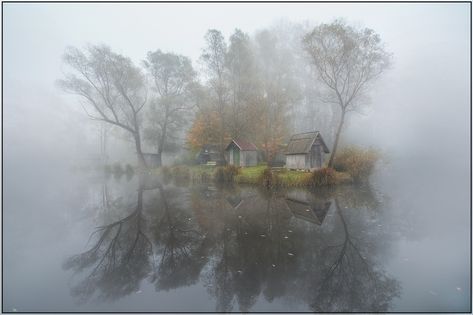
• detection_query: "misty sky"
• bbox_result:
[3,3,471,167]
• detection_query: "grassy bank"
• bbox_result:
[156,164,353,187]
[156,146,379,187]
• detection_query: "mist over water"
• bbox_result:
[3,2,470,312]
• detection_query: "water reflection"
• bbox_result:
[63,179,153,302]
[65,175,401,312]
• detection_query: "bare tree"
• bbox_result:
[303,20,391,167]
[143,50,196,167]
[58,44,148,168]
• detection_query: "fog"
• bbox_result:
[4,3,470,170]
[2,3,471,312]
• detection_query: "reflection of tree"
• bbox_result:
[63,183,153,302]
[151,184,209,291]
[66,179,402,312]
[307,198,400,312]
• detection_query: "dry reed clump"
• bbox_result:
[333,146,380,182]
[258,167,281,188]
[170,165,191,181]
[214,165,240,183]
[305,168,336,186]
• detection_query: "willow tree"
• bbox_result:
[58,45,148,167]
[143,50,196,167]
[303,21,390,167]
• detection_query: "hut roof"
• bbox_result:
[225,139,258,151]
[285,131,329,155]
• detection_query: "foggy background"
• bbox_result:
[2,4,471,312]
[3,3,470,171]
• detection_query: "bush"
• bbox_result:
[333,146,380,182]
[306,168,336,186]
[161,166,171,178]
[258,167,281,188]
[171,166,191,181]
[113,162,124,174]
[214,165,240,183]
[125,164,134,174]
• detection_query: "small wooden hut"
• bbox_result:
[225,139,258,167]
[285,131,330,170]
[196,144,225,165]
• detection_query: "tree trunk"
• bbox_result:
[134,132,147,169]
[156,137,164,168]
[327,110,345,168]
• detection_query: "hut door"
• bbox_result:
[233,149,240,166]
[312,145,322,168]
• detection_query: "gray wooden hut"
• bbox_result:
[285,131,330,170]
[196,144,225,165]
[225,139,258,167]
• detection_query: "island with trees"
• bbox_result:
[59,20,391,188]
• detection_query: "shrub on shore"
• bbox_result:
[333,146,380,182]
[171,165,191,181]
[305,168,336,186]
[214,165,240,183]
[258,167,281,188]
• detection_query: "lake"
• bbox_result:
[3,157,470,312]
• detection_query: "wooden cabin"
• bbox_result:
[225,139,258,167]
[196,144,225,165]
[285,131,330,170]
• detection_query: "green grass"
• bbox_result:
[155,163,352,187]
[235,165,267,184]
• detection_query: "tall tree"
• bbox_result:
[200,29,229,153]
[58,44,149,167]
[303,20,390,167]
[254,30,299,163]
[143,50,196,166]
[226,29,261,140]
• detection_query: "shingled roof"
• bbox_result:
[285,131,330,155]
[225,139,258,151]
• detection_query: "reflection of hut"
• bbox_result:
[226,195,243,209]
[285,131,330,170]
[196,144,225,165]
[225,139,258,167]
[286,197,331,225]
[143,153,161,168]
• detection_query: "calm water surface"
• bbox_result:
[3,158,470,312]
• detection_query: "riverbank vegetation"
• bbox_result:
[60,21,390,170]
[157,146,378,187]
